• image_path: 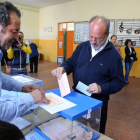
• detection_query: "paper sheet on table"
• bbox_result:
[76,81,91,96]
[38,92,76,114]
[10,117,31,130]
[12,76,33,83]
[57,73,71,97]
[46,95,63,107]
[25,132,45,140]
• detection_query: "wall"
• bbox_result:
[14,4,39,46]
[39,0,140,76]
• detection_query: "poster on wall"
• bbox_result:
[74,22,89,44]
[74,20,115,44]
[108,20,115,40]
[115,19,140,47]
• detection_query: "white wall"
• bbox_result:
[39,0,140,39]
[14,4,39,39]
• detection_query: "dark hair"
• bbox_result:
[0,120,25,140]
[111,35,117,39]
[89,15,110,35]
[125,39,132,46]
[0,2,21,32]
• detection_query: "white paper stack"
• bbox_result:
[10,117,31,130]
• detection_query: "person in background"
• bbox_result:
[110,35,117,46]
[52,16,124,134]
[1,49,9,73]
[115,42,123,61]
[7,31,32,75]
[0,1,49,122]
[0,120,25,140]
[29,39,39,73]
[124,39,136,85]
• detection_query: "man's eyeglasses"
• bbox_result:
[88,35,105,42]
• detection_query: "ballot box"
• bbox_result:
[33,88,103,140]
[11,74,43,88]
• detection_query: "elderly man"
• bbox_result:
[52,16,124,134]
[110,35,117,46]
[0,2,48,122]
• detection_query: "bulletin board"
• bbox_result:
[74,20,115,44]
[115,19,140,47]
[74,21,89,44]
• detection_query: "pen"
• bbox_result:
[24,128,32,136]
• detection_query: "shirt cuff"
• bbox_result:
[19,93,35,107]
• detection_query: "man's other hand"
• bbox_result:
[21,85,45,94]
[29,89,50,104]
[52,67,65,79]
[86,83,101,94]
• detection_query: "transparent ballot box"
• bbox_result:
[11,74,43,88]
[33,88,103,140]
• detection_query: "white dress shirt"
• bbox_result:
[91,39,108,58]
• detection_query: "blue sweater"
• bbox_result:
[61,41,124,103]
[29,43,39,58]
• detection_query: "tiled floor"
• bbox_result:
[6,60,140,140]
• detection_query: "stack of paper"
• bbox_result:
[38,92,76,114]
[46,95,63,107]
[10,117,31,130]
[25,132,45,140]
[37,117,93,140]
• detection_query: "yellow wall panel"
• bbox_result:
[38,40,57,62]
[24,39,39,46]
[73,44,78,51]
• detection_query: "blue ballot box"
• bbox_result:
[33,88,103,140]
[11,74,43,88]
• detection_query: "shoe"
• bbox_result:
[29,71,33,73]
[34,71,37,73]
[125,82,129,85]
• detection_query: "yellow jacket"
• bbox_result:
[8,43,32,59]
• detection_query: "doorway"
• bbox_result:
[58,22,74,61]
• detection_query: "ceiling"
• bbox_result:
[1,0,74,8]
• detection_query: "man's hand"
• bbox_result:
[52,67,65,79]
[86,83,101,94]
[21,85,45,94]
[29,89,49,104]
[16,40,22,47]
